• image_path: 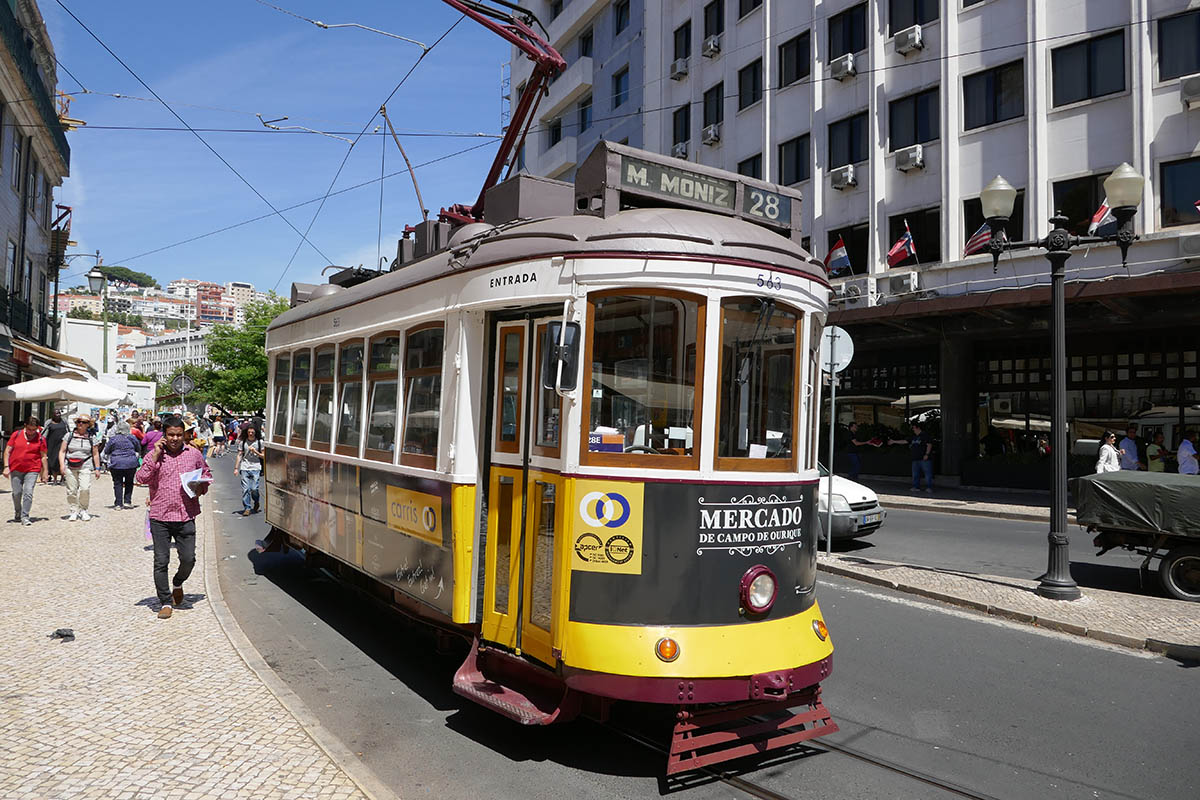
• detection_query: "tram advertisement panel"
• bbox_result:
[358,467,452,550]
[362,518,454,616]
[569,481,817,626]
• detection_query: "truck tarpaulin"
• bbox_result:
[1073,472,1200,537]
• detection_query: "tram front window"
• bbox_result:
[717,299,800,467]
[587,293,700,459]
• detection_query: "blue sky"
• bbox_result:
[46,0,507,292]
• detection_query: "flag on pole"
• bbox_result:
[886,220,917,267]
[824,236,851,275]
[1194,199,1200,215]
[964,222,992,256]
[1088,200,1117,236]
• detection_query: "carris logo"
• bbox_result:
[578,491,631,528]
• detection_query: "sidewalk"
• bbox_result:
[0,476,384,800]
[817,553,1200,659]
[859,477,1059,522]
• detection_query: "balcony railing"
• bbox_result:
[0,2,69,165]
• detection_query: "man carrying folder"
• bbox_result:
[135,414,212,620]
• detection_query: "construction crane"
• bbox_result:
[437,0,565,224]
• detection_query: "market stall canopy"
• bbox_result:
[0,371,128,405]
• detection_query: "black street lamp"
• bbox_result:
[980,163,1145,601]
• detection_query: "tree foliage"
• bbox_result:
[65,308,146,327]
[126,371,157,384]
[99,266,158,287]
[160,363,216,407]
[204,294,290,413]
[67,307,95,320]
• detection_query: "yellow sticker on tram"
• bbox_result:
[571,481,644,575]
[386,486,443,546]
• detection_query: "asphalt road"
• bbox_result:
[838,507,1163,597]
[208,466,1199,799]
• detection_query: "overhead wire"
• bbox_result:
[54,0,335,265]
[250,0,428,50]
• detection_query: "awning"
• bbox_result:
[12,337,94,377]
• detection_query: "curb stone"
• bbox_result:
[878,497,1074,525]
[201,498,402,800]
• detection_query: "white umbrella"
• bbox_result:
[0,372,128,405]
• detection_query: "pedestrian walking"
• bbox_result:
[59,415,99,521]
[1177,430,1198,476]
[1118,425,1143,471]
[104,420,141,509]
[135,415,212,620]
[43,411,67,485]
[233,424,263,516]
[211,416,226,457]
[141,417,163,455]
[1146,431,1171,473]
[3,416,48,525]
[1095,430,1122,473]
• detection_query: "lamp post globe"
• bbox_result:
[86,268,105,293]
[1102,162,1144,210]
[981,174,1018,221]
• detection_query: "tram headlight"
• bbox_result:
[740,565,778,614]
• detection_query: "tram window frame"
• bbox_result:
[400,322,445,470]
[289,349,312,449]
[364,331,401,463]
[310,345,337,451]
[495,324,525,455]
[807,317,822,471]
[714,297,802,472]
[335,338,366,457]
[580,289,705,471]
[533,322,564,459]
[271,354,290,443]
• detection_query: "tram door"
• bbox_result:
[482,318,565,666]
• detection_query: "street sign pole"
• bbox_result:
[819,326,854,558]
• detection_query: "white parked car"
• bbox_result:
[817,465,886,541]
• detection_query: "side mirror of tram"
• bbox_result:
[541,322,581,392]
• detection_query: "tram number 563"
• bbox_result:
[757,273,783,291]
[743,188,791,222]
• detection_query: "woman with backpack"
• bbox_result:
[232,424,263,516]
[59,414,100,521]
[104,420,141,509]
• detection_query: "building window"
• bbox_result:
[703,82,724,127]
[890,0,937,33]
[548,118,562,149]
[1052,173,1107,236]
[778,32,810,87]
[549,0,562,20]
[5,240,14,291]
[964,191,1025,245]
[674,21,691,61]
[580,28,593,58]
[963,60,1024,130]
[738,59,763,109]
[829,4,867,59]
[827,223,869,277]
[10,133,22,192]
[963,0,986,6]
[1158,9,1200,81]
[829,111,868,167]
[612,66,629,108]
[703,1,724,38]
[673,104,690,145]
[1161,156,1200,228]
[614,0,630,34]
[778,134,810,185]
[578,95,593,133]
[1051,31,1124,107]
[737,154,762,179]
[402,324,444,467]
[739,0,762,17]
[887,208,940,267]
[889,86,939,150]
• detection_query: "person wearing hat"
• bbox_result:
[59,414,100,521]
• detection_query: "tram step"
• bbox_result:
[452,637,579,726]
[666,689,839,775]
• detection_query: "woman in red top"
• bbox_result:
[3,416,48,525]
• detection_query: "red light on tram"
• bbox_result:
[740,565,777,614]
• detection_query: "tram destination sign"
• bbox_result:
[618,154,793,225]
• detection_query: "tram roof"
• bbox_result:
[270,207,825,332]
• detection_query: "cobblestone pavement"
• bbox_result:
[0,476,372,800]
[875,490,1060,522]
[818,552,1200,657]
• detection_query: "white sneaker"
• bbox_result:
[67,512,79,522]
[79,511,92,522]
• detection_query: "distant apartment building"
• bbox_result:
[166,278,200,300]
[134,329,210,377]
[225,280,256,306]
[56,293,102,315]
[196,282,234,323]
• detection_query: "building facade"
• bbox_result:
[514,0,1200,485]
[133,329,209,378]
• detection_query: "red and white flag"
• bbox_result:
[1088,201,1116,235]
[964,222,992,256]
[1194,199,1200,215]
[887,220,917,267]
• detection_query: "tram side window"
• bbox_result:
[310,346,336,448]
[716,299,800,469]
[272,355,290,442]
[807,317,822,470]
[585,293,702,463]
[336,340,365,455]
[401,324,444,468]
[290,350,311,446]
[365,333,400,461]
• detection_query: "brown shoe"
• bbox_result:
[171,586,184,606]
[157,605,173,619]
[241,509,251,517]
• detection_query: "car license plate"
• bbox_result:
[861,512,881,525]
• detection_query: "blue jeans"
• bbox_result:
[847,452,861,480]
[240,469,261,511]
[911,458,933,489]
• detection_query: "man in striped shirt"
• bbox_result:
[135,415,212,620]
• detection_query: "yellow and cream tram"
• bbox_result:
[264,142,837,773]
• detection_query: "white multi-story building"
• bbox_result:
[225,280,256,306]
[133,329,209,377]
[166,278,200,300]
[516,0,1200,484]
